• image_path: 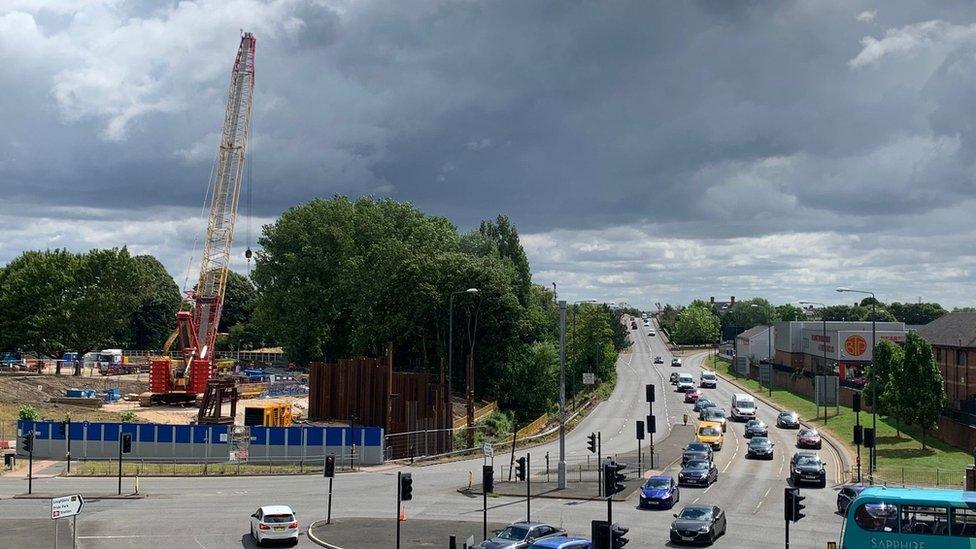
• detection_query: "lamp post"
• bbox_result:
[449,288,478,450]
[836,287,877,476]
[800,301,829,421]
[558,300,567,489]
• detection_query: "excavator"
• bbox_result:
[140,33,256,425]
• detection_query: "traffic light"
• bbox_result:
[324,454,335,478]
[864,427,875,449]
[853,425,863,445]
[646,415,656,434]
[515,457,527,482]
[399,472,413,501]
[21,431,33,453]
[645,384,655,403]
[591,520,610,549]
[636,420,645,441]
[483,464,494,493]
[611,523,629,548]
[587,432,597,454]
[603,461,627,496]
[852,391,861,413]
[793,489,806,522]
[121,433,132,454]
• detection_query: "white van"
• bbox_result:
[731,393,756,421]
[700,371,718,388]
[677,373,695,392]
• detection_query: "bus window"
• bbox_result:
[951,508,976,537]
[900,505,948,535]
[854,502,898,532]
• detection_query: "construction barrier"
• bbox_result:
[17,420,384,465]
[515,413,549,439]
[453,402,498,430]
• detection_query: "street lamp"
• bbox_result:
[448,288,478,451]
[799,301,829,421]
[836,287,877,477]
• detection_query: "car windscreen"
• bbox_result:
[678,375,693,382]
[707,410,725,419]
[644,478,671,489]
[800,429,818,437]
[496,526,529,541]
[687,443,709,452]
[796,456,821,466]
[685,460,709,470]
[263,514,294,524]
[678,507,712,520]
[749,437,769,446]
[736,401,755,409]
[698,427,719,436]
[702,374,716,379]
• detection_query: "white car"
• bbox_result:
[249,505,299,546]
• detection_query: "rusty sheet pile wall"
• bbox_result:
[308,357,449,457]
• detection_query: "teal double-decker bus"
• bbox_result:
[841,486,976,548]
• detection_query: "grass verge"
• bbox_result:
[707,355,971,485]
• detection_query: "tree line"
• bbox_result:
[0,196,627,421]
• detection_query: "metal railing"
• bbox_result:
[71,452,365,476]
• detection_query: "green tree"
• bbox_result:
[897,332,947,449]
[722,298,775,332]
[219,271,257,332]
[775,304,806,321]
[658,304,680,334]
[673,305,720,344]
[873,339,906,435]
[114,255,182,349]
[953,307,976,313]
[507,341,559,422]
[888,302,947,326]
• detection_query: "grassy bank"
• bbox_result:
[706,356,971,485]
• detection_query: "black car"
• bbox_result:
[681,442,713,465]
[744,419,768,438]
[670,505,727,545]
[678,459,718,487]
[837,484,867,515]
[790,452,827,488]
[656,356,665,364]
[693,397,714,413]
[670,372,680,384]
[745,436,774,460]
[777,410,800,429]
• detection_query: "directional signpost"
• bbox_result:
[51,494,84,549]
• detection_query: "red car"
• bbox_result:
[796,428,822,449]
[684,389,703,403]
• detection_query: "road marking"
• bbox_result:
[692,497,700,504]
[754,487,772,514]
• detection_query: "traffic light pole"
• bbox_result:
[597,433,602,497]
[27,433,33,495]
[396,471,402,549]
[526,453,531,522]
[856,411,862,483]
[483,481,487,541]
[65,420,71,474]
[117,431,123,496]
[785,515,790,549]
[606,486,613,549]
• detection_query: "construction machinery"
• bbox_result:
[143,33,256,425]
[243,402,293,427]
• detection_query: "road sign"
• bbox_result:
[51,494,84,519]
[583,372,596,385]
[815,375,839,407]
[734,356,749,375]
[482,442,493,458]
[759,363,772,388]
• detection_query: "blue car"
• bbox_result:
[527,537,590,548]
[639,475,680,509]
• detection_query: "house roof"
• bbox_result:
[737,325,771,340]
[915,312,976,347]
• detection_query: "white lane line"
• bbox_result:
[704,484,713,494]
[754,487,772,514]
[692,497,700,504]
[778,452,785,477]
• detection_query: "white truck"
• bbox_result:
[731,393,757,421]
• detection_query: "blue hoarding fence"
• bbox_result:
[17,420,384,465]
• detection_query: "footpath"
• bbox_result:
[463,424,695,501]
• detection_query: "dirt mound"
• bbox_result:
[0,374,147,404]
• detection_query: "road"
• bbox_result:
[0,317,851,547]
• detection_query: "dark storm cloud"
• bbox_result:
[4,0,976,306]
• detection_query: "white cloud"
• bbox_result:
[850,20,976,68]
[856,11,876,23]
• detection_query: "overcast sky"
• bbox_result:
[3,0,976,309]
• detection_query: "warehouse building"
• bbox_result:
[772,320,907,381]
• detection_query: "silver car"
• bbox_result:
[479,522,567,548]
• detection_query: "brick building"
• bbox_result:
[915,312,976,414]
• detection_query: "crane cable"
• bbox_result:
[183,148,221,295]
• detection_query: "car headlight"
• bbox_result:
[670,524,678,532]
[699,526,710,532]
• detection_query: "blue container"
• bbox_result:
[66,388,96,398]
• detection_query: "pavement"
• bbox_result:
[308,518,508,548]
[0,317,851,548]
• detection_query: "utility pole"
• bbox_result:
[558,300,567,489]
